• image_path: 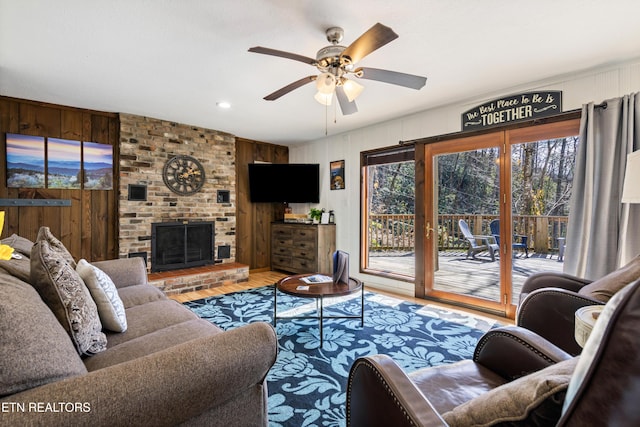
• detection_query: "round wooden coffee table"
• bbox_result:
[274,274,364,348]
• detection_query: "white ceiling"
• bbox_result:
[1,1,640,145]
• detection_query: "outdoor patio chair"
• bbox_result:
[489,219,529,257]
[458,219,499,262]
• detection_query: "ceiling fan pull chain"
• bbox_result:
[325,102,328,136]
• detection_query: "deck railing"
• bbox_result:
[368,214,568,254]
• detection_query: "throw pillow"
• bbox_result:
[0,272,87,397]
[34,226,76,268]
[0,254,31,283]
[30,227,107,356]
[578,254,640,302]
[77,259,127,332]
[442,357,578,427]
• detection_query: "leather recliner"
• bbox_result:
[517,254,640,355]
[346,278,640,427]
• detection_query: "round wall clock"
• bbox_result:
[162,155,205,195]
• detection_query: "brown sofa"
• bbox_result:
[0,233,277,427]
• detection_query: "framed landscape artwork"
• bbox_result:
[6,133,45,188]
[47,138,81,189]
[330,160,345,190]
[5,133,113,190]
[83,142,113,190]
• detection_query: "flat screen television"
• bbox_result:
[248,163,320,203]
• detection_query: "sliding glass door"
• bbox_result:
[419,119,580,316]
[423,132,505,312]
[506,124,580,308]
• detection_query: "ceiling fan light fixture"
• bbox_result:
[342,78,364,102]
[316,72,336,94]
[314,91,333,106]
[249,23,427,116]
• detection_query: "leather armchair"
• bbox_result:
[347,279,640,427]
[517,254,640,355]
[347,326,572,426]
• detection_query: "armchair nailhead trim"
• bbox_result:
[346,358,418,427]
[473,331,557,375]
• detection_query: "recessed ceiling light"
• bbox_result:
[217,102,231,109]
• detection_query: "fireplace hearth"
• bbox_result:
[151,221,214,272]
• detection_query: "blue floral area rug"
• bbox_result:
[184,285,499,427]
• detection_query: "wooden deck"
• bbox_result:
[369,250,564,304]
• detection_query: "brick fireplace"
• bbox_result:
[118,113,241,292]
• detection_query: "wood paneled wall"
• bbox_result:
[0,96,119,261]
[235,137,288,270]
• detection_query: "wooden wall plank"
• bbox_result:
[106,117,119,259]
[91,190,109,260]
[19,103,61,137]
[80,190,92,259]
[253,202,271,267]
[235,139,252,266]
[61,110,84,140]
[65,191,83,258]
[82,112,92,140]
[91,115,109,143]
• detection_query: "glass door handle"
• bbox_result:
[425,222,435,239]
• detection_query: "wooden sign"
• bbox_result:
[461,91,562,131]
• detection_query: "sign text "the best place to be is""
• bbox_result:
[461,91,562,131]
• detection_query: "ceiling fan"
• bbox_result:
[248,23,427,115]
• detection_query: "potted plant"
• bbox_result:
[309,208,323,224]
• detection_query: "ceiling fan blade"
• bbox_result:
[340,23,398,65]
[356,67,427,90]
[263,75,316,101]
[248,46,316,65]
[335,86,358,115]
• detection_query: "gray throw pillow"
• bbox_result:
[442,357,577,427]
[77,259,127,332]
[578,254,640,302]
[30,227,107,356]
[1,233,34,257]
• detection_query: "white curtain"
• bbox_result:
[564,93,640,280]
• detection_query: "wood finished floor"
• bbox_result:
[168,270,512,324]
